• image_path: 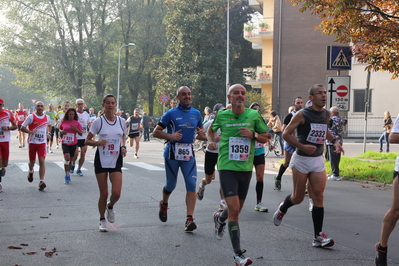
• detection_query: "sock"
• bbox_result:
[186,215,193,221]
[277,165,287,180]
[100,218,106,221]
[378,243,387,252]
[280,194,294,213]
[312,206,324,237]
[218,207,228,223]
[256,181,264,203]
[108,204,113,209]
[228,221,241,253]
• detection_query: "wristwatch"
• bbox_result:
[253,132,258,140]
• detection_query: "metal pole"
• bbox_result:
[363,70,371,153]
[225,0,230,106]
[117,43,135,111]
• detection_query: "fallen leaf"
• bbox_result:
[256,256,264,259]
[25,252,37,255]
[20,244,29,246]
[40,216,49,219]
[175,245,180,247]
[355,232,359,235]
[41,247,46,251]
[8,246,22,249]
[45,252,53,258]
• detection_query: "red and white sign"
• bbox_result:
[160,94,169,103]
[31,99,37,104]
[326,76,351,111]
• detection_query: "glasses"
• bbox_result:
[36,105,44,107]
[77,103,84,105]
[313,91,327,95]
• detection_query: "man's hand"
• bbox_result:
[171,129,182,141]
[208,142,218,150]
[300,144,317,155]
[238,127,253,138]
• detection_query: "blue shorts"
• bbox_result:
[164,157,197,192]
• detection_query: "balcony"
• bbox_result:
[244,65,272,85]
[243,18,274,42]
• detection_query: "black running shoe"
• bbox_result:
[375,242,387,266]
[27,172,34,183]
[159,201,168,222]
[184,218,197,232]
[38,182,46,191]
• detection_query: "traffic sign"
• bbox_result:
[31,99,37,104]
[326,46,352,70]
[160,94,169,103]
[326,76,351,111]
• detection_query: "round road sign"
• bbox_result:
[160,94,169,103]
[336,85,348,97]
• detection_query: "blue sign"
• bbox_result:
[327,46,352,70]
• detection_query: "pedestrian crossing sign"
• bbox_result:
[327,46,352,70]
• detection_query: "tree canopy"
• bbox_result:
[289,0,399,78]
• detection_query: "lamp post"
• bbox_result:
[117,43,136,110]
[226,0,230,106]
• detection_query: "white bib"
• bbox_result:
[229,137,250,161]
[306,123,327,144]
[174,143,193,161]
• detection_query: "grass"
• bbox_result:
[279,151,399,184]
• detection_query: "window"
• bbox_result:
[353,89,372,112]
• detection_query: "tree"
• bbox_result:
[288,0,399,78]
[156,0,258,111]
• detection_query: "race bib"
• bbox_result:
[63,133,75,145]
[229,137,250,161]
[131,123,139,130]
[82,126,87,134]
[18,115,25,121]
[174,143,193,161]
[255,141,263,149]
[101,138,120,156]
[306,123,327,144]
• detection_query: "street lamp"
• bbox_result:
[226,0,230,106]
[117,43,136,110]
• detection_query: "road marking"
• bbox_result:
[125,162,164,171]
[54,161,88,171]
[15,162,39,172]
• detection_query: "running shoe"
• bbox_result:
[254,202,268,212]
[69,165,75,174]
[184,217,197,232]
[274,177,281,191]
[0,183,2,193]
[99,219,109,232]
[106,203,115,223]
[197,186,205,201]
[273,201,286,226]
[312,232,334,248]
[309,198,314,212]
[56,145,59,149]
[0,167,5,177]
[27,171,34,183]
[375,242,387,266]
[76,169,83,176]
[38,181,46,191]
[18,145,22,148]
[159,201,168,222]
[213,211,225,240]
[328,175,341,181]
[49,148,53,153]
[134,153,139,159]
[64,175,71,183]
[233,249,252,266]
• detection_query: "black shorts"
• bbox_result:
[94,149,123,174]
[47,127,55,142]
[253,154,265,166]
[17,125,22,131]
[219,170,252,200]
[394,171,399,180]
[62,144,77,157]
[204,151,218,175]
[128,133,140,138]
[76,139,86,147]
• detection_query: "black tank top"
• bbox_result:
[296,107,329,157]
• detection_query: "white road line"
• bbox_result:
[54,161,88,171]
[15,162,39,172]
[125,162,164,171]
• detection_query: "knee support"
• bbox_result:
[64,160,70,166]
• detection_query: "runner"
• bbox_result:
[153,86,204,232]
[59,108,83,183]
[14,103,28,148]
[0,98,17,192]
[249,102,269,212]
[21,101,52,191]
[55,102,70,149]
[70,99,91,176]
[126,108,141,158]
[45,103,57,153]
[208,84,268,266]
[273,84,344,248]
[196,103,226,211]
[274,96,304,191]
[85,94,127,232]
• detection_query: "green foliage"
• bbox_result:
[246,89,270,114]
[244,24,254,31]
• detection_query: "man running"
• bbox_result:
[21,101,52,191]
[45,103,57,153]
[208,84,268,266]
[0,98,17,192]
[273,84,344,248]
[153,86,204,232]
[70,99,91,176]
[15,103,28,148]
[126,108,142,158]
[274,96,304,191]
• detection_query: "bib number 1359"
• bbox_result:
[229,137,250,161]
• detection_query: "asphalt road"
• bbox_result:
[1,132,399,266]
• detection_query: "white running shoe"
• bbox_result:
[213,211,225,240]
[328,175,341,181]
[134,153,139,159]
[273,201,286,226]
[233,250,252,266]
[312,232,334,248]
[106,203,115,223]
[99,219,109,232]
[254,202,268,212]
